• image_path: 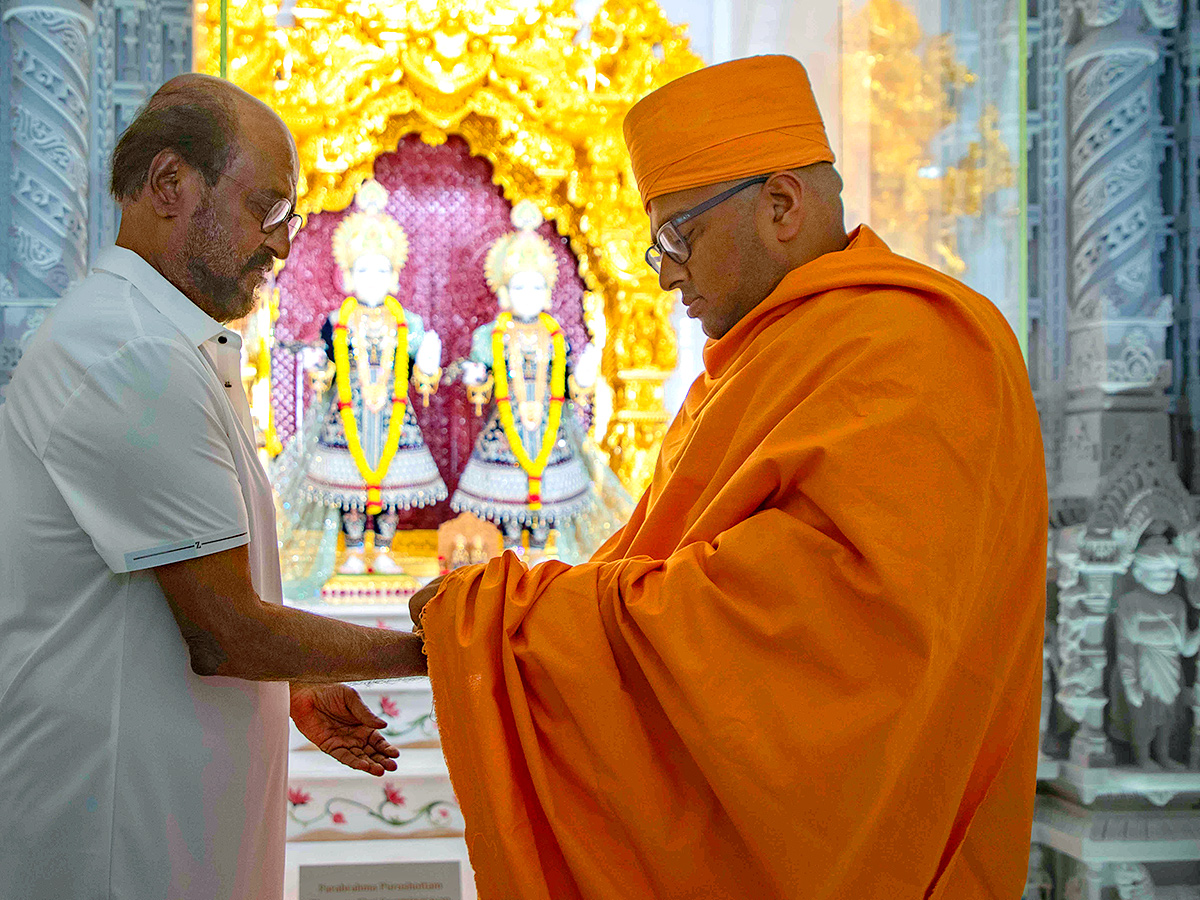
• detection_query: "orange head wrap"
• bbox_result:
[623,55,835,210]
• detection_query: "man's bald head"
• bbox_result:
[647,162,847,339]
[111,75,299,323]
[111,74,290,202]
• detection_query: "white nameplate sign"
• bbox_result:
[299,861,462,900]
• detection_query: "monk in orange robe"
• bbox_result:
[410,54,1047,899]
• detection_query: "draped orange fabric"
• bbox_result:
[623,55,835,209]
[422,225,1048,900]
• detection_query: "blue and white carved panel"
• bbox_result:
[3,0,94,298]
[87,0,193,260]
[0,293,51,402]
[89,0,116,257]
[1058,0,1180,505]
[1066,38,1163,321]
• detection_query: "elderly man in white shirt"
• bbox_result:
[0,75,428,899]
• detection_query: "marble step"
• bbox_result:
[286,747,461,843]
[290,677,439,750]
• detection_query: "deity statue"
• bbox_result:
[301,179,447,575]
[1112,534,1200,770]
[449,201,600,552]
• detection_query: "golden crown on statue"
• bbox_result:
[331,179,410,277]
[484,200,559,297]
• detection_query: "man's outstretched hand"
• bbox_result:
[290,683,399,776]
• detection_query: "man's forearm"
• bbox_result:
[155,544,429,683]
[190,600,426,682]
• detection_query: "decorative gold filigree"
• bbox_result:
[841,0,1013,277]
[202,0,700,495]
[942,105,1016,220]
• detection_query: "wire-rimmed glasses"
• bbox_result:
[645,175,769,273]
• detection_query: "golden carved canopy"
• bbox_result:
[200,0,701,494]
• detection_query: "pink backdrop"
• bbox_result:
[273,135,590,529]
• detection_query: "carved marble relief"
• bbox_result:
[1045,454,1200,765]
[4,1,93,297]
[85,0,193,269]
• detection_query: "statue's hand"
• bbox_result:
[462,360,488,385]
[416,331,442,375]
[1176,528,1200,579]
[302,345,334,395]
[574,343,600,390]
[1123,675,1145,708]
[1153,609,1184,643]
[300,345,329,370]
[1176,526,1200,554]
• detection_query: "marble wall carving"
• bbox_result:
[1030,0,1071,494]
[3,0,93,298]
[1057,0,1179,526]
[1047,455,1199,769]
[88,0,115,258]
[0,0,191,419]
[1066,31,1164,308]
[88,0,193,257]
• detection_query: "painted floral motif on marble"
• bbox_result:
[286,779,462,840]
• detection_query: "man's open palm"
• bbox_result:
[290,683,399,776]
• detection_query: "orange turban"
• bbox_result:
[623,55,835,209]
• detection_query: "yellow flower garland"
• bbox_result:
[492,311,566,511]
[333,295,410,515]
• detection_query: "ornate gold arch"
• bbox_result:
[200,0,701,494]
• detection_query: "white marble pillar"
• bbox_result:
[1060,0,1180,497]
[3,0,93,297]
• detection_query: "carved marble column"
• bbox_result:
[88,0,115,258]
[1060,0,1179,498]
[3,0,93,297]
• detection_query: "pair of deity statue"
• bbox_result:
[287,181,602,576]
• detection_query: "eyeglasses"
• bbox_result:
[645,175,770,273]
[194,162,304,241]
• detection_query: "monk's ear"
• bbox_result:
[762,172,805,242]
[144,148,200,219]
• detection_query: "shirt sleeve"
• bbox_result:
[42,336,251,574]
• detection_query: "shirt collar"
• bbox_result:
[92,246,236,349]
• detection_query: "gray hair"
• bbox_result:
[110,80,239,202]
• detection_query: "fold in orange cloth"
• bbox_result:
[423,226,1047,900]
[623,55,836,209]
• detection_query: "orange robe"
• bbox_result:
[422,225,1048,900]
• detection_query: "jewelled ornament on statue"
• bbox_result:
[449,201,600,556]
[299,179,447,576]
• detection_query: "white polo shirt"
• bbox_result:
[0,247,288,900]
